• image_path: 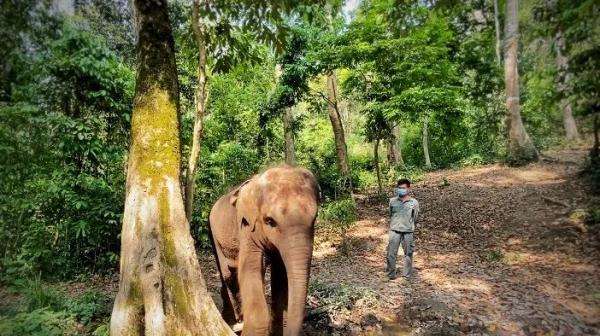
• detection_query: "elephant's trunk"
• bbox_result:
[282,236,313,336]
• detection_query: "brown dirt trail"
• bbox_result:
[302,148,599,335]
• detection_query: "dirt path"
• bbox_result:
[303,148,599,335]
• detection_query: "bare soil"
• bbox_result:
[288,147,599,335]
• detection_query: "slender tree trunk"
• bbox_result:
[385,137,397,166]
[422,117,431,169]
[395,125,405,167]
[283,106,296,165]
[184,0,209,222]
[493,0,502,64]
[374,139,383,196]
[504,0,538,165]
[555,30,580,141]
[386,125,404,168]
[326,71,352,191]
[110,1,234,335]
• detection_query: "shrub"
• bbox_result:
[319,198,358,228]
[0,308,79,336]
[65,290,112,326]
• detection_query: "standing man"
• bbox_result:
[386,178,420,280]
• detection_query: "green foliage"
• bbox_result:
[0,20,133,278]
[64,290,112,326]
[0,277,112,335]
[0,308,79,336]
[319,198,358,227]
[483,249,505,263]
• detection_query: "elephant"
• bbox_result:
[208,165,319,336]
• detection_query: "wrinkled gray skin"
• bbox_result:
[209,165,319,336]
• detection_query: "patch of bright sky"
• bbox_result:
[343,0,361,23]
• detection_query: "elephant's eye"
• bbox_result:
[241,218,249,227]
[264,216,277,227]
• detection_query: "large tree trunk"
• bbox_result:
[283,106,296,165]
[110,1,234,335]
[386,125,404,168]
[184,0,209,223]
[493,0,502,64]
[374,139,383,196]
[422,118,432,169]
[555,30,580,141]
[326,71,352,191]
[504,0,538,165]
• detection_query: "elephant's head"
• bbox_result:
[233,165,319,335]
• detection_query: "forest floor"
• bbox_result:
[292,146,599,336]
[199,145,600,335]
[3,146,598,336]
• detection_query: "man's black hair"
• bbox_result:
[396,178,411,187]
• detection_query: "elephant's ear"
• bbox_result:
[229,179,251,206]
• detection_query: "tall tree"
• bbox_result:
[325,2,352,193]
[493,0,502,64]
[274,63,297,165]
[184,0,209,223]
[422,116,432,169]
[183,0,319,222]
[554,29,580,141]
[110,0,234,334]
[504,0,537,165]
[326,71,352,189]
[283,106,296,165]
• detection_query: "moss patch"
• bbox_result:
[129,86,180,194]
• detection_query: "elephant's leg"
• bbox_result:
[239,246,270,336]
[219,267,239,325]
[224,266,242,323]
[212,240,241,324]
[269,251,288,336]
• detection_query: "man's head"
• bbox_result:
[395,178,411,198]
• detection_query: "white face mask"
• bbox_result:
[395,187,408,197]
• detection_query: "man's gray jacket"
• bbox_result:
[389,197,419,232]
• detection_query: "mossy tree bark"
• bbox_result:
[326,71,352,192]
[504,0,538,165]
[110,1,234,335]
[554,29,580,141]
[184,0,210,223]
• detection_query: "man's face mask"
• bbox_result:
[395,187,408,197]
